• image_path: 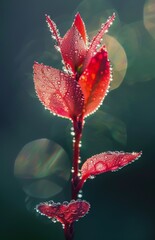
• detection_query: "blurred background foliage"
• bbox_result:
[0,0,155,239]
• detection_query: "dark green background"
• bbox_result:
[1,0,155,239]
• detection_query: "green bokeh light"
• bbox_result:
[144,0,155,40]
[14,138,70,198]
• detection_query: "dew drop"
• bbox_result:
[55,45,60,52]
[79,141,82,147]
[81,211,86,214]
[52,218,57,223]
[52,35,56,40]
[62,224,65,229]
[78,190,83,198]
[63,66,68,73]
[78,193,83,198]
[95,162,106,171]
[93,53,96,57]
[89,175,95,179]
[71,131,75,136]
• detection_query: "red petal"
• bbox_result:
[74,13,87,44]
[36,200,90,225]
[46,15,61,45]
[33,62,84,120]
[60,25,87,73]
[83,13,115,70]
[81,152,142,182]
[78,47,111,117]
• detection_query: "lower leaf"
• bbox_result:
[36,199,90,226]
[81,151,142,182]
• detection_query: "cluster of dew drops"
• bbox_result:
[70,126,83,199]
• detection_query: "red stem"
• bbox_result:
[72,116,83,199]
[64,223,74,240]
[64,116,83,240]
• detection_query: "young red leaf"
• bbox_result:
[81,151,142,182]
[83,13,115,70]
[45,15,61,46]
[60,25,87,73]
[33,62,84,120]
[36,200,90,225]
[90,13,115,52]
[78,47,111,117]
[74,13,87,44]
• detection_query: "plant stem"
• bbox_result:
[72,116,83,200]
[64,223,74,240]
[64,116,83,240]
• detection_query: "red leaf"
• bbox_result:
[74,13,87,44]
[78,47,111,117]
[33,62,84,120]
[36,200,90,225]
[60,25,87,73]
[81,151,142,182]
[83,13,115,70]
[45,15,61,46]
[46,14,87,73]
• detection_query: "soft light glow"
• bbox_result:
[14,138,70,198]
[144,0,155,40]
[102,34,128,90]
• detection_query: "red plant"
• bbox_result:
[33,13,142,240]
